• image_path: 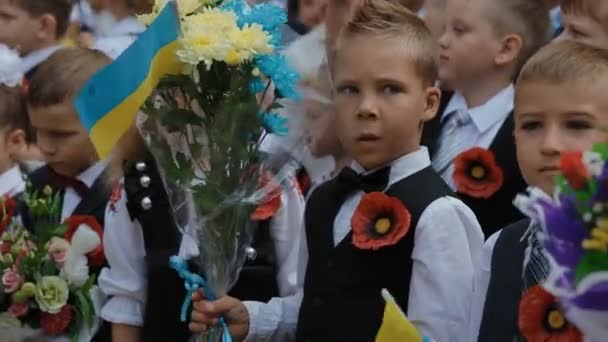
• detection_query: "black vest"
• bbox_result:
[478,219,529,342]
[296,167,453,342]
[123,157,279,341]
[423,93,527,237]
[24,166,112,342]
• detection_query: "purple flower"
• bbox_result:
[539,197,586,268]
[571,278,608,311]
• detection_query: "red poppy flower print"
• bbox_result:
[453,148,504,199]
[351,192,411,250]
[109,182,123,213]
[519,285,583,342]
[0,195,16,235]
[64,215,105,267]
[560,151,590,190]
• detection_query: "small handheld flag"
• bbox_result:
[74,0,183,159]
[376,289,429,342]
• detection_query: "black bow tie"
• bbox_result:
[47,166,90,198]
[337,166,391,193]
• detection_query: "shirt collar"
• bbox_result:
[99,16,145,38]
[20,45,63,74]
[76,161,106,188]
[351,147,431,187]
[0,166,25,197]
[444,84,514,133]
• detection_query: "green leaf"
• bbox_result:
[575,250,608,285]
[52,223,68,236]
[75,290,95,329]
[592,143,608,160]
[160,109,204,133]
[83,275,96,295]
[41,259,59,276]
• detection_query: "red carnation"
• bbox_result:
[0,195,16,235]
[453,148,504,199]
[560,151,590,190]
[40,305,73,336]
[64,215,105,266]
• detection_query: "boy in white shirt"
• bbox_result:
[190,2,483,341]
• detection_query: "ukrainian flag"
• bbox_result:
[74,0,183,159]
[376,289,429,342]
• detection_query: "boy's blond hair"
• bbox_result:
[27,48,111,107]
[517,40,608,85]
[334,0,437,87]
[561,0,608,32]
[485,0,550,73]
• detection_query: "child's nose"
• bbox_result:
[540,126,563,155]
[438,30,449,49]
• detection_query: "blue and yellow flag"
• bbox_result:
[74,0,182,159]
[376,289,428,342]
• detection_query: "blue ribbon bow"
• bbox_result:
[170,256,232,342]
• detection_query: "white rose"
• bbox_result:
[0,44,23,87]
[60,253,89,288]
[70,224,101,256]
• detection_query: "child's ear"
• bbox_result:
[421,85,441,122]
[36,14,59,42]
[495,33,523,67]
[6,129,26,157]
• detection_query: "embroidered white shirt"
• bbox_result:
[436,85,514,189]
[0,166,25,197]
[243,147,484,342]
[99,176,307,326]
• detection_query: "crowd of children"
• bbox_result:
[1,0,608,341]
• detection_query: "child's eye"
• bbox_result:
[520,121,542,131]
[381,84,403,95]
[453,25,467,35]
[566,119,593,130]
[336,85,358,96]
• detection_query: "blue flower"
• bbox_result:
[255,54,300,100]
[259,112,288,136]
[249,77,267,93]
[221,0,286,32]
[248,3,287,31]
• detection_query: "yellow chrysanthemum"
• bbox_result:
[230,24,274,55]
[223,24,273,65]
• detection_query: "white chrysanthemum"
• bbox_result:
[0,44,23,87]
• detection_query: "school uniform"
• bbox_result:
[468,218,550,341]
[424,85,527,237]
[23,162,111,341]
[99,154,305,341]
[93,16,145,59]
[0,165,25,197]
[244,147,484,342]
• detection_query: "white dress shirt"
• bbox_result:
[244,147,484,342]
[99,176,306,326]
[467,220,533,342]
[93,16,145,59]
[20,45,63,74]
[0,166,25,197]
[60,162,105,221]
[437,85,514,189]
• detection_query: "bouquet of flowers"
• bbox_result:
[0,185,105,342]
[515,144,608,342]
[136,0,301,340]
